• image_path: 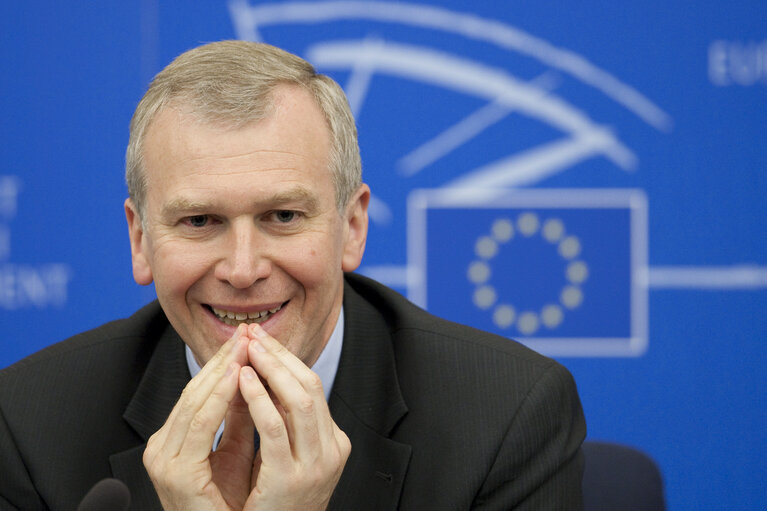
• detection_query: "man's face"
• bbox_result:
[125,85,369,366]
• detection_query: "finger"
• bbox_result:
[249,324,335,443]
[178,361,242,461]
[157,324,249,456]
[246,336,324,463]
[144,358,240,478]
[247,324,327,396]
[239,364,292,467]
[208,387,257,502]
[216,387,256,454]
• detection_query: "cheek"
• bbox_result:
[151,242,214,297]
[280,243,339,289]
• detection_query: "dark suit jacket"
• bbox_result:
[0,274,586,510]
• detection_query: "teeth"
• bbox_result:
[211,305,282,326]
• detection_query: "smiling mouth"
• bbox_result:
[207,303,285,326]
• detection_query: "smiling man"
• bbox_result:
[126,82,364,371]
[0,41,586,510]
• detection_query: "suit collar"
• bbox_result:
[122,322,189,440]
[111,312,189,510]
[332,276,408,435]
[327,276,411,510]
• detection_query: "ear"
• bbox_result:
[341,184,370,272]
[124,198,154,285]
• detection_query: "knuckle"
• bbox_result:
[253,385,271,401]
[181,377,201,397]
[335,428,352,457]
[264,355,285,373]
[143,447,166,479]
[145,431,159,448]
[296,395,315,416]
[143,434,161,462]
[177,392,198,415]
[339,434,352,457]
[244,379,269,401]
[209,382,228,401]
[142,446,155,469]
[178,386,191,403]
[303,372,324,394]
[188,413,210,435]
[271,341,289,356]
[263,416,287,439]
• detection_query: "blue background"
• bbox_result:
[1,2,765,509]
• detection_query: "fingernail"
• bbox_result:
[242,367,255,380]
[251,339,266,353]
[224,362,234,377]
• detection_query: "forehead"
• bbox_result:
[141,85,333,199]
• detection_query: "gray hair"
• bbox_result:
[125,40,362,219]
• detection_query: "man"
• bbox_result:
[0,41,585,510]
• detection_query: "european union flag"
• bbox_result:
[408,188,647,356]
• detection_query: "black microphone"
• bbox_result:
[77,478,131,511]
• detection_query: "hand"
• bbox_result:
[143,322,350,511]
[143,324,257,511]
[238,323,351,511]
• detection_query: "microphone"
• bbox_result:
[77,478,131,511]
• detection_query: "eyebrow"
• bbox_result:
[161,186,321,218]
[269,187,320,213]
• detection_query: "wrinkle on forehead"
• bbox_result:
[176,151,317,176]
[186,147,310,161]
[145,114,329,179]
[143,84,335,214]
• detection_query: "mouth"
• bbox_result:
[206,302,286,327]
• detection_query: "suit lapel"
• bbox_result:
[110,322,189,511]
[328,278,411,510]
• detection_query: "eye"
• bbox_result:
[185,215,209,227]
[274,210,296,223]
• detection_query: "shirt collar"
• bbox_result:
[185,306,344,401]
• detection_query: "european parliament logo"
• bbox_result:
[227,1,674,357]
[408,189,648,357]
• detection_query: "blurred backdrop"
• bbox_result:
[1,2,765,509]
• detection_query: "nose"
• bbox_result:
[214,220,271,289]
